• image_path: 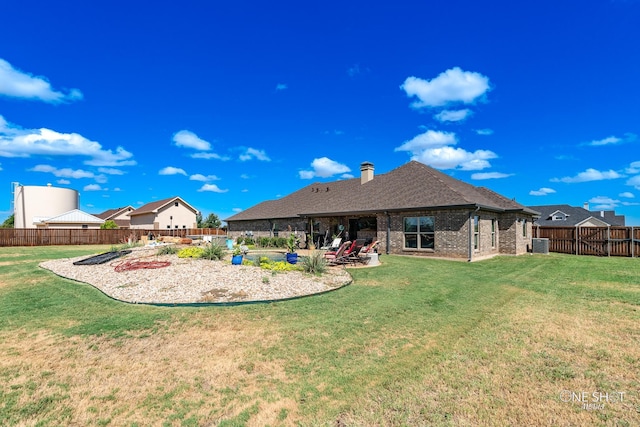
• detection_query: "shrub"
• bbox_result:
[300,251,327,275]
[201,242,225,260]
[177,247,205,258]
[156,245,178,255]
[259,260,300,272]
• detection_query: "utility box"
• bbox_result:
[532,238,549,254]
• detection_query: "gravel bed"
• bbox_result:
[39,247,352,304]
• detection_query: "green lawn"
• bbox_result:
[0,246,638,426]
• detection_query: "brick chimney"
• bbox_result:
[360,162,374,184]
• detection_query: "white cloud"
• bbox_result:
[434,109,472,123]
[400,67,490,108]
[625,161,640,174]
[30,164,97,179]
[299,157,351,179]
[395,130,457,152]
[619,191,635,198]
[476,129,494,136]
[341,173,354,179]
[173,130,211,151]
[83,184,102,191]
[0,115,135,166]
[197,184,228,193]
[395,130,495,170]
[159,166,187,176]
[239,147,270,162]
[412,146,496,170]
[240,174,250,179]
[471,172,512,180]
[98,167,125,175]
[56,179,70,185]
[529,187,556,196]
[627,175,640,190]
[551,168,622,183]
[587,133,636,147]
[232,208,243,213]
[189,174,220,182]
[588,136,621,146]
[0,58,83,104]
[589,196,619,205]
[191,152,228,160]
[275,83,287,91]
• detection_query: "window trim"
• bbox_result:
[403,215,435,251]
[491,218,497,248]
[473,215,480,251]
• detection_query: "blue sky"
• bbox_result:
[2,1,640,225]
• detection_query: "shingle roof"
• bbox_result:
[130,197,197,216]
[95,206,134,220]
[528,204,624,226]
[227,161,537,221]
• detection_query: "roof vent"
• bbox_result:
[360,162,374,184]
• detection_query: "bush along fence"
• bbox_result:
[0,228,226,247]
[533,226,640,257]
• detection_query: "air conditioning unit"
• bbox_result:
[532,238,549,254]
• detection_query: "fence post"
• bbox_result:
[575,226,579,255]
[607,226,611,257]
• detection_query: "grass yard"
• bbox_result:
[0,246,639,426]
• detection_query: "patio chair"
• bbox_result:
[355,240,379,264]
[343,239,367,265]
[324,240,352,265]
[321,237,342,251]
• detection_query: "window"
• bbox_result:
[82,224,88,229]
[167,225,170,229]
[174,202,179,207]
[175,225,178,229]
[522,219,527,237]
[491,219,497,248]
[473,215,480,251]
[404,216,434,250]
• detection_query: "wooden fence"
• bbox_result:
[0,228,226,247]
[533,226,640,257]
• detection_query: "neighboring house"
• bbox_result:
[128,197,198,230]
[529,204,626,227]
[226,161,539,260]
[34,209,105,229]
[95,205,135,228]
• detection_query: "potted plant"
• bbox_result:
[285,234,298,264]
[231,246,244,265]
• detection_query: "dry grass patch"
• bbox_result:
[0,318,303,426]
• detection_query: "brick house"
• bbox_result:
[226,161,539,261]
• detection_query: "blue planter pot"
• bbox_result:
[286,252,298,264]
[231,255,243,265]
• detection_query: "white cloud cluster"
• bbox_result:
[0,58,83,104]
[551,168,622,183]
[197,184,228,193]
[627,175,640,190]
[239,148,270,162]
[30,164,107,183]
[190,174,220,182]
[587,133,636,147]
[173,130,228,160]
[476,129,494,136]
[159,166,187,176]
[626,161,640,174]
[434,109,472,123]
[400,67,490,109]
[0,115,135,167]
[471,172,512,180]
[395,130,497,170]
[299,157,351,179]
[619,191,635,198]
[529,187,556,196]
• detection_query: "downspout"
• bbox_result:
[468,206,480,262]
[385,211,390,255]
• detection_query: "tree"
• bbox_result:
[201,213,221,229]
[100,220,118,229]
[1,214,14,228]
[196,212,203,228]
